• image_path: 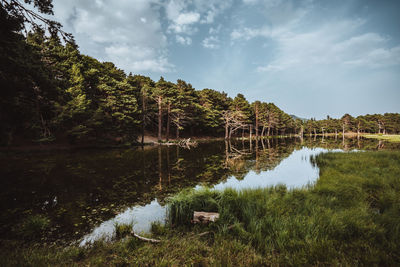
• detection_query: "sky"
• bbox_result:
[46,0,399,119]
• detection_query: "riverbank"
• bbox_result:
[363,134,400,142]
[1,150,399,266]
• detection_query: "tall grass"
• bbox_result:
[167,151,400,265]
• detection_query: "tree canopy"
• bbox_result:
[1,2,399,146]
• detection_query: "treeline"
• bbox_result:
[305,113,400,136]
[1,4,400,146]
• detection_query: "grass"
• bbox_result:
[167,151,400,265]
[114,222,133,239]
[1,151,399,266]
[363,134,400,142]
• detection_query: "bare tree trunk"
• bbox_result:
[225,123,229,140]
[176,117,180,139]
[342,124,345,142]
[255,105,259,140]
[267,124,271,137]
[249,125,252,140]
[166,102,171,141]
[158,96,162,141]
[261,125,265,137]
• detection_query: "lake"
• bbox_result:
[0,137,398,245]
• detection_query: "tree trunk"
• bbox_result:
[176,117,180,139]
[255,105,259,140]
[166,102,171,141]
[267,124,271,136]
[261,125,265,137]
[157,96,162,141]
[225,122,229,139]
[249,125,252,140]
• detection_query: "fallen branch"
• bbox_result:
[130,231,161,243]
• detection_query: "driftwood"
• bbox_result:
[130,231,161,243]
[192,211,219,224]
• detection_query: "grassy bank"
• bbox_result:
[1,151,400,266]
[364,134,400,142]
[167,151,400,265]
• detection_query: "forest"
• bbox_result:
[1,1,400,147]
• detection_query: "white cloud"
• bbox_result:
[231,26,271,41]
[175,12,200,25]
[165,0,233,37]
[202,36,220,49]
[257,19,400,72]
[52,0,173,73]
[167,11,200,34]
[176,35,192,45]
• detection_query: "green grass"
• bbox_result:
[364,134,400,142]
[114,222,133,239]
[167,151,400,265]
[1,151,399,266]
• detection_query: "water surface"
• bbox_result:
[1,137,397,244]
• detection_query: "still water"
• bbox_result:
[0,137,397,245]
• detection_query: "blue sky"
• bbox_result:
[50,0,400,119]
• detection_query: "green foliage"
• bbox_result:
[1,3,399,145]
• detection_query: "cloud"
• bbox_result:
[231,26,271,41]
[167,11,200,34]
[257,19,400,72]
[175,12,200,25]
[176,35,192,45]
[202,36,220,49]
[52,0,173,73]
[165,0,233,36]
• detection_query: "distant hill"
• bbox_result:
[290,114,307,121]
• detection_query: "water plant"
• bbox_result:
[17,214,50,240]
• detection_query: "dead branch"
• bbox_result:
[130,231,161,243]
